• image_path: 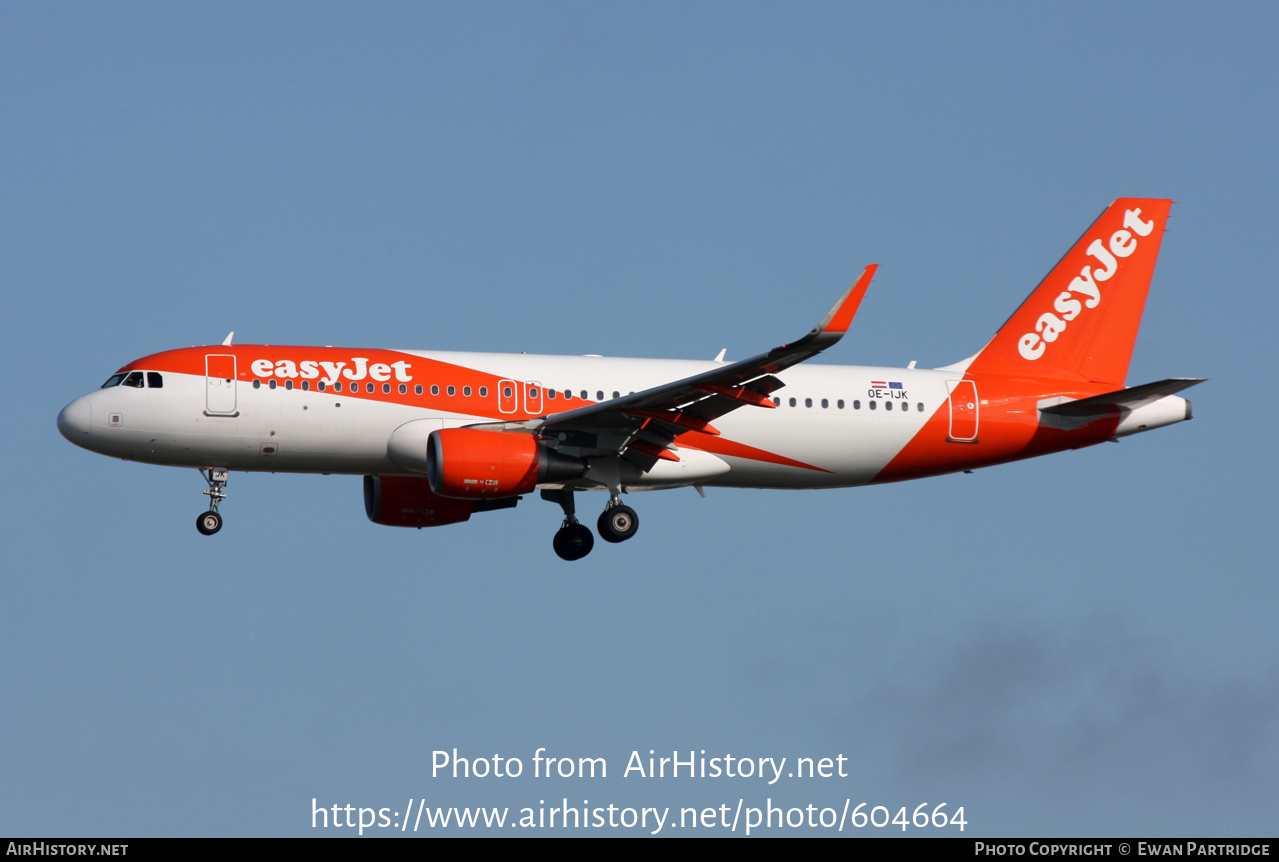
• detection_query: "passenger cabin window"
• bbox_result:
[147,372,163,388]
[479,386,488,397]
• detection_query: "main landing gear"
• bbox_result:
[196,468,228,536]
[597,500,639,544]
[543,490,639,560]
[545,489,594,561]
[553,522,594,561]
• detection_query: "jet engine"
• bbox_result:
[364,475,520,528]
[426,428,586,499]
[365,475,485,527]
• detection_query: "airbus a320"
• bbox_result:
[58,198,1201,560]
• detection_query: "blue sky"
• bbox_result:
[3,2,1276,836]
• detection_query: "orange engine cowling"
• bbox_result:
[364,475,475,527]
[427,428,586,499]
[365,475,520,528]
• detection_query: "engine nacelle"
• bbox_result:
[364,475,474,528]
[427,428,586,499]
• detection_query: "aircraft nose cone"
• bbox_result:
[57,396,92,442]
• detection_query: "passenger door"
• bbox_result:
[946,379,978,442]
[205,354,237,415]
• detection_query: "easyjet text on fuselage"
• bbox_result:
[249,357,414,386]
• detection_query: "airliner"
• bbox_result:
[58,198,1201,560]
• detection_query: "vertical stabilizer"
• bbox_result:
[966,198,1172,386]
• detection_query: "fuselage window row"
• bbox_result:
[241,377,928,416]
[780,395,925,413]
[241,377,930,417]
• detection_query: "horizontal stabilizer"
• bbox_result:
[1040,378,1206,417]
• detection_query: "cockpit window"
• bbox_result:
[101,373,126,388]
[122,371,144,388]
[147,372,163,388]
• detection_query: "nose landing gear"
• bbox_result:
[197,468,228,536]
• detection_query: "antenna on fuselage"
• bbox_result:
[222,332,234,346]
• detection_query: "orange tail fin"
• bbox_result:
[966,198,1172,386]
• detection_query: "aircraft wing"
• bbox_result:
[471,265,877,468]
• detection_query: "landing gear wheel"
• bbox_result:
[197,468,228,536]
[553,523,595,561]
[597,504,639,543]
[196,510,223,536]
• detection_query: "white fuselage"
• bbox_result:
[60,351,952,491]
